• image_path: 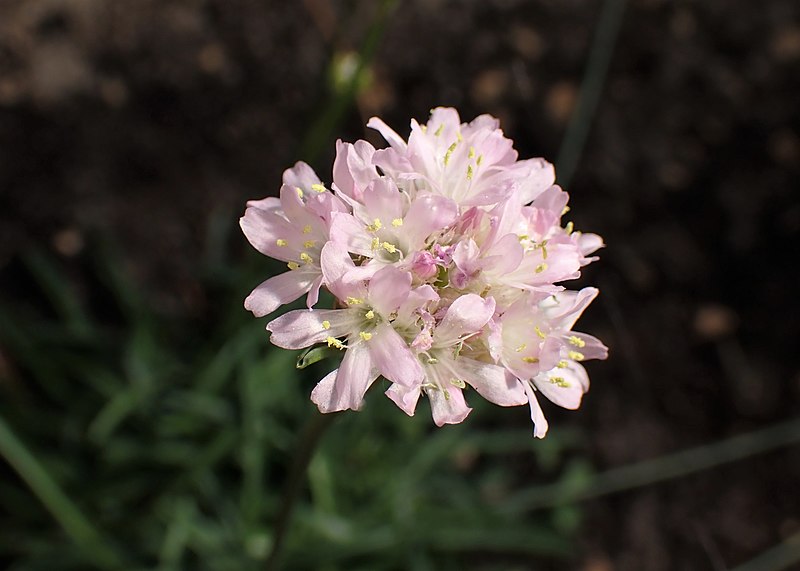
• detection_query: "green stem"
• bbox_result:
[556,0,627,188]
[504,417,800,513]
[0,414,122,568]
[264,411,337,571]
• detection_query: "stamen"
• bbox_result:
[522,357,540,364]
[443,141,457,166]
[346,297,364,305]
[381,242,397,254]
[426,357,439,364]
[322,320,331,330]
[450,378,466,389]
[535,326,546,339]
[468,146,475,159]
[569,336,586,348]
[371,237,380,250]
[311,183,326,193]
[302,224,312,234]
[557,360,568,368]
[299,252,313,264]
[565,221,574,234]
[466,164,474,180]
[365,310,375,319]
[287,262,300,271]
[295,187,304,198]
[434,124,444,137]
[535,263,548,274]
[476,155,484,166]
[562,206,571,215]
[515,343,527,353]
[326,336,345,349]
[551,376,571,388]
[391,218,403,227]
[568,351,585,361]
[276,239,287,247]
[359,331,373,341]
[303,240,316,248]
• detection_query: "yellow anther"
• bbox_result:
[568,350,585,361]
[295,187,304,198]
[468,146,475,158]
[565,221,574,234]
[515,344,527,353]
[346,297,364,305]
[562,206,571,215]
[287,261,300,271]
[434,124,444,137]
[551,376,571,388]
[466,164,474,180]
[569,336,586,348]
[303,224,312,234]
[359,331,373,341]
[522,356,540,364]
[381,242,397,254]
[367,218,383,232]
[444,141,457,166]
[276,239,288,247]
[303,240,316,248]
[326,336,344,349]
[476,155,484,166]
[535,326,547,339]
[322,320,331,330]
[535,263,548,274]
[365,310,375,320]
[421,124,428,133]
[456,131,463,142]
[391,218,403,227]
[426,357,438,364]
[450,378,466,389]
[299,252,313,264]
[371,237,381,250]
[311,183,326,193]
[557,360,568,369]
[443,389,451,401]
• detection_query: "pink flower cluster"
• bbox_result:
[241,108,607,437]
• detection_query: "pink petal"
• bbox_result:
[332,139,378,202]
[329,212,374,257]
[310,342,378,412]
[320,241,364,301]
[367,322,423,386]
[362,178,404,225]
[239,207,297,262]
[428,384,471,427]
[403,194,458,247]
[367,117,408,151]
[533,363,589,410]
[282,161,322,192]
[266,308,358,349]
[367,266,411,317]
[434,294,496,348]
[524,383,549,438]
[513,158,556,205]
[244,270,316,317]
[385,383,421,416]
[456,357,528,406]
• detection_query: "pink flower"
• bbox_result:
[242,108,607,436]
[266,243,424,412]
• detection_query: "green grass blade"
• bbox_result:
[0,414,122,568]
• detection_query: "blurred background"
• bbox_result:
[1,0,799,569]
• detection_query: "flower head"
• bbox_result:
[242,108,607,437]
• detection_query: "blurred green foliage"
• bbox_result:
[0,236,590,571]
